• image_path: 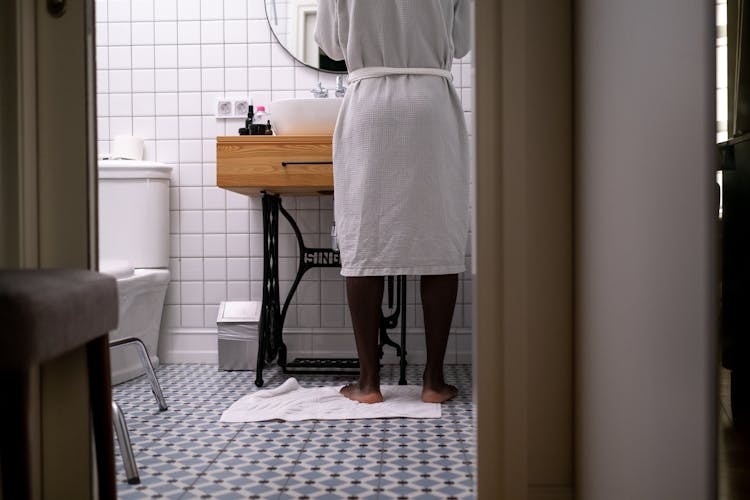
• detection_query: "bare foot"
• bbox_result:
[422,383,458,403]
[340,383,384,404]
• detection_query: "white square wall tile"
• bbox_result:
[227,281,250,301]
[178,45,200,68]
[203,304,220,327]
[132,70,155,92]
[224,0,247,19]
[132,22,155,45]
[108,23,132,46]
[95,22,108,45]
[154,0,177,21]
[204,234,227,257]
[201,68,224,91]
[226,68,248,91]
[249,67,271,90]
[155,69,178,92]
[201,20,223,44]
[96,46,108,69]
[108,46,132,69]
[132,46,155,69]
[180,210,203,235]
[178,68,201,92]
[155,139,178,163]
[178,92,202,115]
[227,258,250,281]
[203,187,226,209]
[226,191,250,210]
[108,69,132,93]
[225,44,248,68]
[154,45,177,68]
[179,140,202,162]
[132,116,156,140]
[321,305,344,328]
[202,141,217,162]
[200,0,223,20]
[181,305,204,327]
[203,258,227,280]
[180,234,203,257]
[108,0,131,21]
[177,0,200,20]
[247,0,266,19]
[248,43,271,67]
[177,21,201,44]
[96,70,109,92]
[154,21,177,44]
[297,305,320,328]
[164,281,180,304]
[176,184,201,209]
[204,281,227,304]
[201,44,224,68]
[202,162,217,186]
[226,210,250,233]
[95,1,107,23]
[203,210,226,233]
[161,305,180,327]
[109,117,132,136]
[227,234,250,257]
[179,163,202,186]
[131,0,154,21]
[109,94,132,117]
[178,116,202,138]
[180,257,203,280]
[97,118,109,141]
[155,117,178,139]
[155,92,178,115]
[224,20,248,43]
[271,43,293,66]
[247,19,270,43]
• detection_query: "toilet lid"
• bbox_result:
[99,259,135,279]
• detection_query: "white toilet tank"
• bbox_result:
[98,160,172,268]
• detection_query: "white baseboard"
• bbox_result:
[158,327,473,365]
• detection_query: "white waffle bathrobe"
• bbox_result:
[315,0,471,277]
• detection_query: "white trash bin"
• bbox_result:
[216,301,261,371]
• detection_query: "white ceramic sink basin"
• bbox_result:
[270,98,343,136]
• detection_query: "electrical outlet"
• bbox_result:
[216,99,232,117]
[234,99,249,117]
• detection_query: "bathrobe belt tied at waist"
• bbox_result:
[347,66,453,84]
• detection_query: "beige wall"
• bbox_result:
[575,1,716,498]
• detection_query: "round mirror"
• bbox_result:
[265,0,347,73]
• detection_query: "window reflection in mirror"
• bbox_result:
[265,0,348,73]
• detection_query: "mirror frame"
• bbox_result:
[264,0,347,74]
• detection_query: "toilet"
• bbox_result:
[98,159,172,385]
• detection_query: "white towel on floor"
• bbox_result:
[220,378,441,422]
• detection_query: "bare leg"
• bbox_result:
[421,274,459,403]
[341,276,384,403]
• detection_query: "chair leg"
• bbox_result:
[112,400,140,485]
[110,337,168,411]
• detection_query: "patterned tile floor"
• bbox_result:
[113,364,476,499]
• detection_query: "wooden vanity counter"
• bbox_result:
[216,135,333,195]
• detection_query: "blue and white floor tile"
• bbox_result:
[113,364,475,499]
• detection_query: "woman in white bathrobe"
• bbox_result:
[315,0,470,404]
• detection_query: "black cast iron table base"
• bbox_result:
[255,192,408,387]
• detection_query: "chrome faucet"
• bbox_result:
[310,82,329,98]
[335,76,347,97]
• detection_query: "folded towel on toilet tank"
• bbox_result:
[220,378,441,422]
